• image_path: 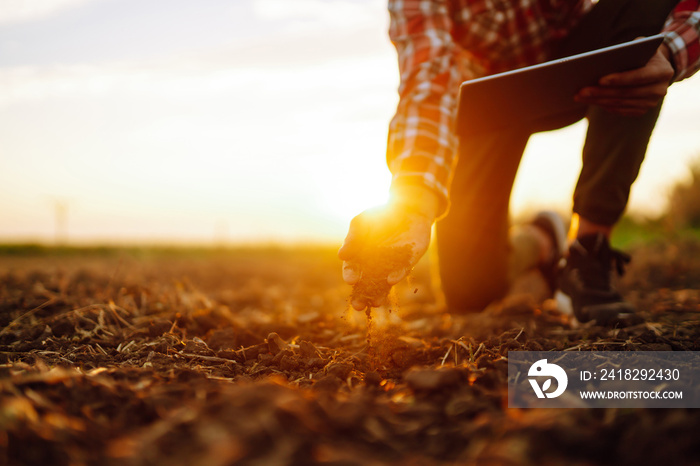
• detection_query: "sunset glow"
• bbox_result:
[1,0,698,245]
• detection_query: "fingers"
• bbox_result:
[350,287,387,311]
[577,83,667,99]
[599,67,670,87]
[350,297,366,311]
[342,261,361,285]
[577,82,667,102]
[371,294,387,308]
[387,267,408,286]
[575,82,667,114]
[598,106,649,117]
[599,49,674,87]
[338,215,365,261]
[577,89,660,115]
[575,46,673,116]
[349,293,386,311]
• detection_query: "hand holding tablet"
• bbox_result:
[574,41,674,117]
[456,35,666,135]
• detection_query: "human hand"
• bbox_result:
[338,186,438,310]
[575,42,674,116]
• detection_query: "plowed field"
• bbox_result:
[2,240,700,465]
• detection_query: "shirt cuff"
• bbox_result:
[389,172,450,220]
[664,32,688,81]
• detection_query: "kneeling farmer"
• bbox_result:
[339,0,700,323]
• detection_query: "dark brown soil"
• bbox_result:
[349,244,413,310]
[1,240,700,465]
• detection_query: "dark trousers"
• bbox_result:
[437,0,679,311]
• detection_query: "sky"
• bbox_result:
[1,0,699,245]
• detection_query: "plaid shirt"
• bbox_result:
[386,0,700,216]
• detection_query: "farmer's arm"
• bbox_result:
[576,2,700,115]
[339,0,466,309]
[384,0,465,219]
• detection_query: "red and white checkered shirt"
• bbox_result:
[386,0,700,216]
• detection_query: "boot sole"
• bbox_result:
[555,290,638,326]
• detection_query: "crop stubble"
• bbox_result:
[1,242,700,464]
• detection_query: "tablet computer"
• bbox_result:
[456,34,665,136]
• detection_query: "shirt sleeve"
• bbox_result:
[663,0,700,82]
[386,0,477,218]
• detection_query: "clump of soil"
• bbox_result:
[349,244,413,311]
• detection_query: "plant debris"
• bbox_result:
[1,241,700,465]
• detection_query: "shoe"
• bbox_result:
[556,233,634,325]
[531,211,568,294]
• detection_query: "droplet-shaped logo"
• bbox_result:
[528,359,568,398]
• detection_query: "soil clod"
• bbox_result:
[349,244,413,310]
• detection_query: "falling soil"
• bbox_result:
[365,306,372,348]
[349,244,413,352]
[349,244,413,311]
[2,240,700,465]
